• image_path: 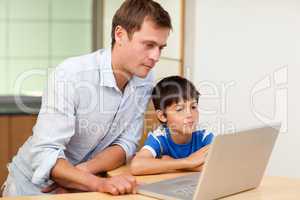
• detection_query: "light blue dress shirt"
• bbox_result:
[2,49,154,196]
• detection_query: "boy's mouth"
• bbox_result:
[184,121,194,127]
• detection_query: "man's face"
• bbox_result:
[164,99,199,135]
[117,18,170,78]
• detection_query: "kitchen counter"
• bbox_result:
[1,165,300,200]
[0,96,41,115]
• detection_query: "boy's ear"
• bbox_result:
[156,110,167,123]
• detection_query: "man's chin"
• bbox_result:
[134,70,151,78]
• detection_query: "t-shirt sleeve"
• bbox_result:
[202,132,214,145]
[142,133,162,158]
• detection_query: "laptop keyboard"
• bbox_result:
[172,180,198,198]
[138,172,201,200]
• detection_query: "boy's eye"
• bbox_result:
[191,105,198,109]
[175,106,183,112]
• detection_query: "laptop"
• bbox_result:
[138,123,280,200]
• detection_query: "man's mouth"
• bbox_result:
[143,64,153,69]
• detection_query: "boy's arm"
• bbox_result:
[161,155,204,172]
[130,149,201,175]
[130,145,211,175]
[179,145,210,172]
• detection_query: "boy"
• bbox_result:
[130,76,214,175]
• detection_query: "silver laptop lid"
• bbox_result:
[137,123,280,200]
[194,123,280,200]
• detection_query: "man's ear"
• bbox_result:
[156,110,167,123]
[114,25,129,46]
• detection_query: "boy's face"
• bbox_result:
[162,99,199,135]
[114,18,170,78]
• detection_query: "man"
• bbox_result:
[1,0,171,196]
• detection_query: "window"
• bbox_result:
[0,0,93,95]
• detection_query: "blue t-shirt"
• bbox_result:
[143,125,214,159]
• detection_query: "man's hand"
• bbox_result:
[42,173,138,195]
[95,174,138,195]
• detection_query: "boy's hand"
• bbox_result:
[183,164,204,172]
[184,145,210,169]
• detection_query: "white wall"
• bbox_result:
[186,0,300,178]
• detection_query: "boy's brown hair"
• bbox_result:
[111,0,172,48]
[152,76,200,112]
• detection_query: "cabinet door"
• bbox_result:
[9,115,37,159]
[139,102,160,150]
[0,116,9,187]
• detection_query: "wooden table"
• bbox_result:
[1,165,300,200]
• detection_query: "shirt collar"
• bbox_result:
[98,49,118,89]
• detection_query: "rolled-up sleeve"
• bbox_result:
[112,88,152,162]
[112,115,144,162]
[29,63,77,186]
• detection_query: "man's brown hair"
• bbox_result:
[111,0,172,48]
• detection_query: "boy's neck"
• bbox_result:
[168,128,192,145]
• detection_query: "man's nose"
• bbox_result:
[149,47,160,62]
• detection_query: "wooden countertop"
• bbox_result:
[1,165,300,200]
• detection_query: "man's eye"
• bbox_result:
[146,43,154,48]
[191,105,197,109]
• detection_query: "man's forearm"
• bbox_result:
[50,158,102,191]
[81,145,126,175]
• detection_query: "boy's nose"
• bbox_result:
[186,108,193,115]
[184,116,193,124]
[185,110,193,118]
